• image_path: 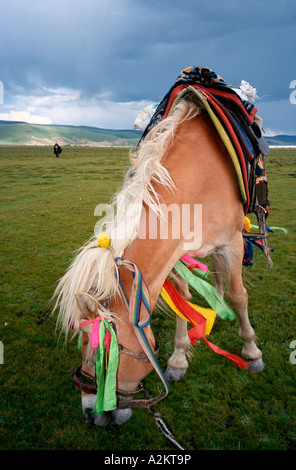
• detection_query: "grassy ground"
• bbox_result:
[0,145,295,451]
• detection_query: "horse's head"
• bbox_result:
[74,288,158,426]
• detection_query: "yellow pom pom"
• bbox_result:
[244,217,252,232]
[97,232,110,248]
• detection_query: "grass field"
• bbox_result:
[0,145,295,451]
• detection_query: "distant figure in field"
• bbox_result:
[54,143,62,158]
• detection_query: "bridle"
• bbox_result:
[73,338,166,410]
[118,340,159,364]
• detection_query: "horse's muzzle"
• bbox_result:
[81,393,132,427]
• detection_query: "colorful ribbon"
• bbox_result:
[162,278,248,370]
[174,260,236,321]
[116,258,169,399]
[117,259,152,330]
[161,284,216,337]
[81,317,112,352]
[80,317,119,414]
[181,254,209,275]
[251,224,288,235]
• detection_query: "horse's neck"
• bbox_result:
[112,110,244,327]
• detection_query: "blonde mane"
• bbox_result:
[53,98,201,337]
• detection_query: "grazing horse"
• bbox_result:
[53,93,264,427]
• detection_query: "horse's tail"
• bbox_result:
[52,235,119,338]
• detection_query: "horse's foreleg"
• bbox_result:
[165,315,192,381]
[224,233,264,372]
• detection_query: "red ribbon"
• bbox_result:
[163,278,248,370]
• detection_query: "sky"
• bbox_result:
[0,0,295,135]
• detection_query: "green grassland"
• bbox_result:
[0,145,295,451]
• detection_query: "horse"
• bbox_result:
[53,92,265,427]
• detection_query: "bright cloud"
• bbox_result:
[0,109,53,125]
[1,86,151,129]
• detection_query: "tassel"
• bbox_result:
[80,317,119,414]
[233,80,258,102]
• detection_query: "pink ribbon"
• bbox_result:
[181,254,208,272]
[80,317,112,353]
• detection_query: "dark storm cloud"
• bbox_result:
[1,0,295,131]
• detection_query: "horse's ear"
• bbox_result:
[75,291,98,319]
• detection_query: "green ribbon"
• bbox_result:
[93,320,119,415]
[252,224,288,235]
[173,260,236,321]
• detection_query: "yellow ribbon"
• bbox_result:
[161,287,216,336]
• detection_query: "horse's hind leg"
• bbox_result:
[165,273,192,381]
[223,232,264,372]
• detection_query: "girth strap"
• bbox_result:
[242,203,273,268]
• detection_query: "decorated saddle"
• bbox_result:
[138,66,270,216]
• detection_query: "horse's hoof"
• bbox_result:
[109,408,132,426]
[93,413,109,427]
[164,365,187,381]
[82,394,108,426]
[82,408,109,426]
[83,408,94,424]
[247,357,265,373]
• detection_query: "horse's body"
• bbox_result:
[54,95,263,426]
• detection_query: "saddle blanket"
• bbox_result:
[138,66,270,214]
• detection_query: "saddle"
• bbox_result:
[139,66,272,266]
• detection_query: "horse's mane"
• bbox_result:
[53,98,201,337]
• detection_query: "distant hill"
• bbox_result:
[265,134,296,147]
[0,120,295,148]
[0,121,142,146]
